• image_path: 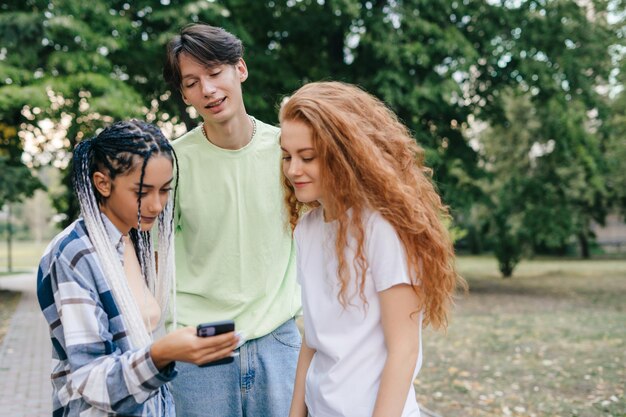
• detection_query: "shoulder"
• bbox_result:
[47,220,94,263]
[172,125,203,152]
[39,219,98,283]
[252,117,280,144]
[364,210,398,239]
[363,210,412,288]
[363,209,405,255]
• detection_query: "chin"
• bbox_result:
[139,222,156,231]
[295,194,319,204]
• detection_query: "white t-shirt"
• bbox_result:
[294,208,422,417]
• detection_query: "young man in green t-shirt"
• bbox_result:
[163,24,301,417]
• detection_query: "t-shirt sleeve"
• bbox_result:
[366,213,412,292]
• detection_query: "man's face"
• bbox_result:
[179,52,248,124]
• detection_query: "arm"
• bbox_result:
[372,284,421,417]
[289,335,316,417]
[49,256,166,414]
[49,256,236,414]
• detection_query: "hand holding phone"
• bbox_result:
[196,320,236,367]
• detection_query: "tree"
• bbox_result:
[461,0,622,273]
[0,0,622,263]
[0,0,260,224]
[0,122,43,272]
[605,90,626,220]
[474,91,538,277]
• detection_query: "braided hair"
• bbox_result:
[72,120,179,349]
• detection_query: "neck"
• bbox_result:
[202,113,254,150]
[99,205,131,235]
[321,203,337,223]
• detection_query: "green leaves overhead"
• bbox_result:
[0,0,623,274]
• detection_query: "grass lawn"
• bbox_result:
[415,257,626,417]
[0,240,48,273]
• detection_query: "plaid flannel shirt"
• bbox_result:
[37,215,176,417]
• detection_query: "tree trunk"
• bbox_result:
[578,232,590,259]
[500,261,513,278]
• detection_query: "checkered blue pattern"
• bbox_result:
[37,216,176,417]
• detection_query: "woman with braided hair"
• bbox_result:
[37,120,239,417]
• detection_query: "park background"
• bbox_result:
[0,0,625,416]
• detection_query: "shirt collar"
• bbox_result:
[100,212,126,261]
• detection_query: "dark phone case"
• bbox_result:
[196,320,235,367]
[200,356,234,367]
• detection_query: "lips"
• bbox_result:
[205,97,226,109]
[141,216,157,223]
[293,182,310,189]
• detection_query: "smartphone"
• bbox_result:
[196,319,235,367]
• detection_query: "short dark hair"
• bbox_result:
[163,24,244,90]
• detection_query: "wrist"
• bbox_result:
[150,339,172,370]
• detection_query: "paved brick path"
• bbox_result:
[0,272,52,417]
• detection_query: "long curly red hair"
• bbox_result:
[279,81,464,330]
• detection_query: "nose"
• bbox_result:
[286,158,302,178]
[201,77,217,97]
[145,193,163,215]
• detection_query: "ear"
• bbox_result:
[93,171,112,198]
[181,91,191,106]
[236,58,249,83]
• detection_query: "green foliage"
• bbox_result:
[0,0,623,270]
[0,1,161,223]
[472,84,616,276]
[0,122,43,207]
[605,90,626,220]
[0,157,43,207]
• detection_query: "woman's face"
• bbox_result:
[280,119,323,205]
[95,155,174,234]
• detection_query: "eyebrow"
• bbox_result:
[134,178,174,188]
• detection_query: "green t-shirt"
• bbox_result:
[172,117,301,339]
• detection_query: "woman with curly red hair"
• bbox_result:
[280,81,465,417]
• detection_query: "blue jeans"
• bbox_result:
[171,318,301,417]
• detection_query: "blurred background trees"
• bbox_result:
[0,122,44,272]
[0,0,624,276]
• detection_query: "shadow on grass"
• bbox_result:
[465,279,552,296]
